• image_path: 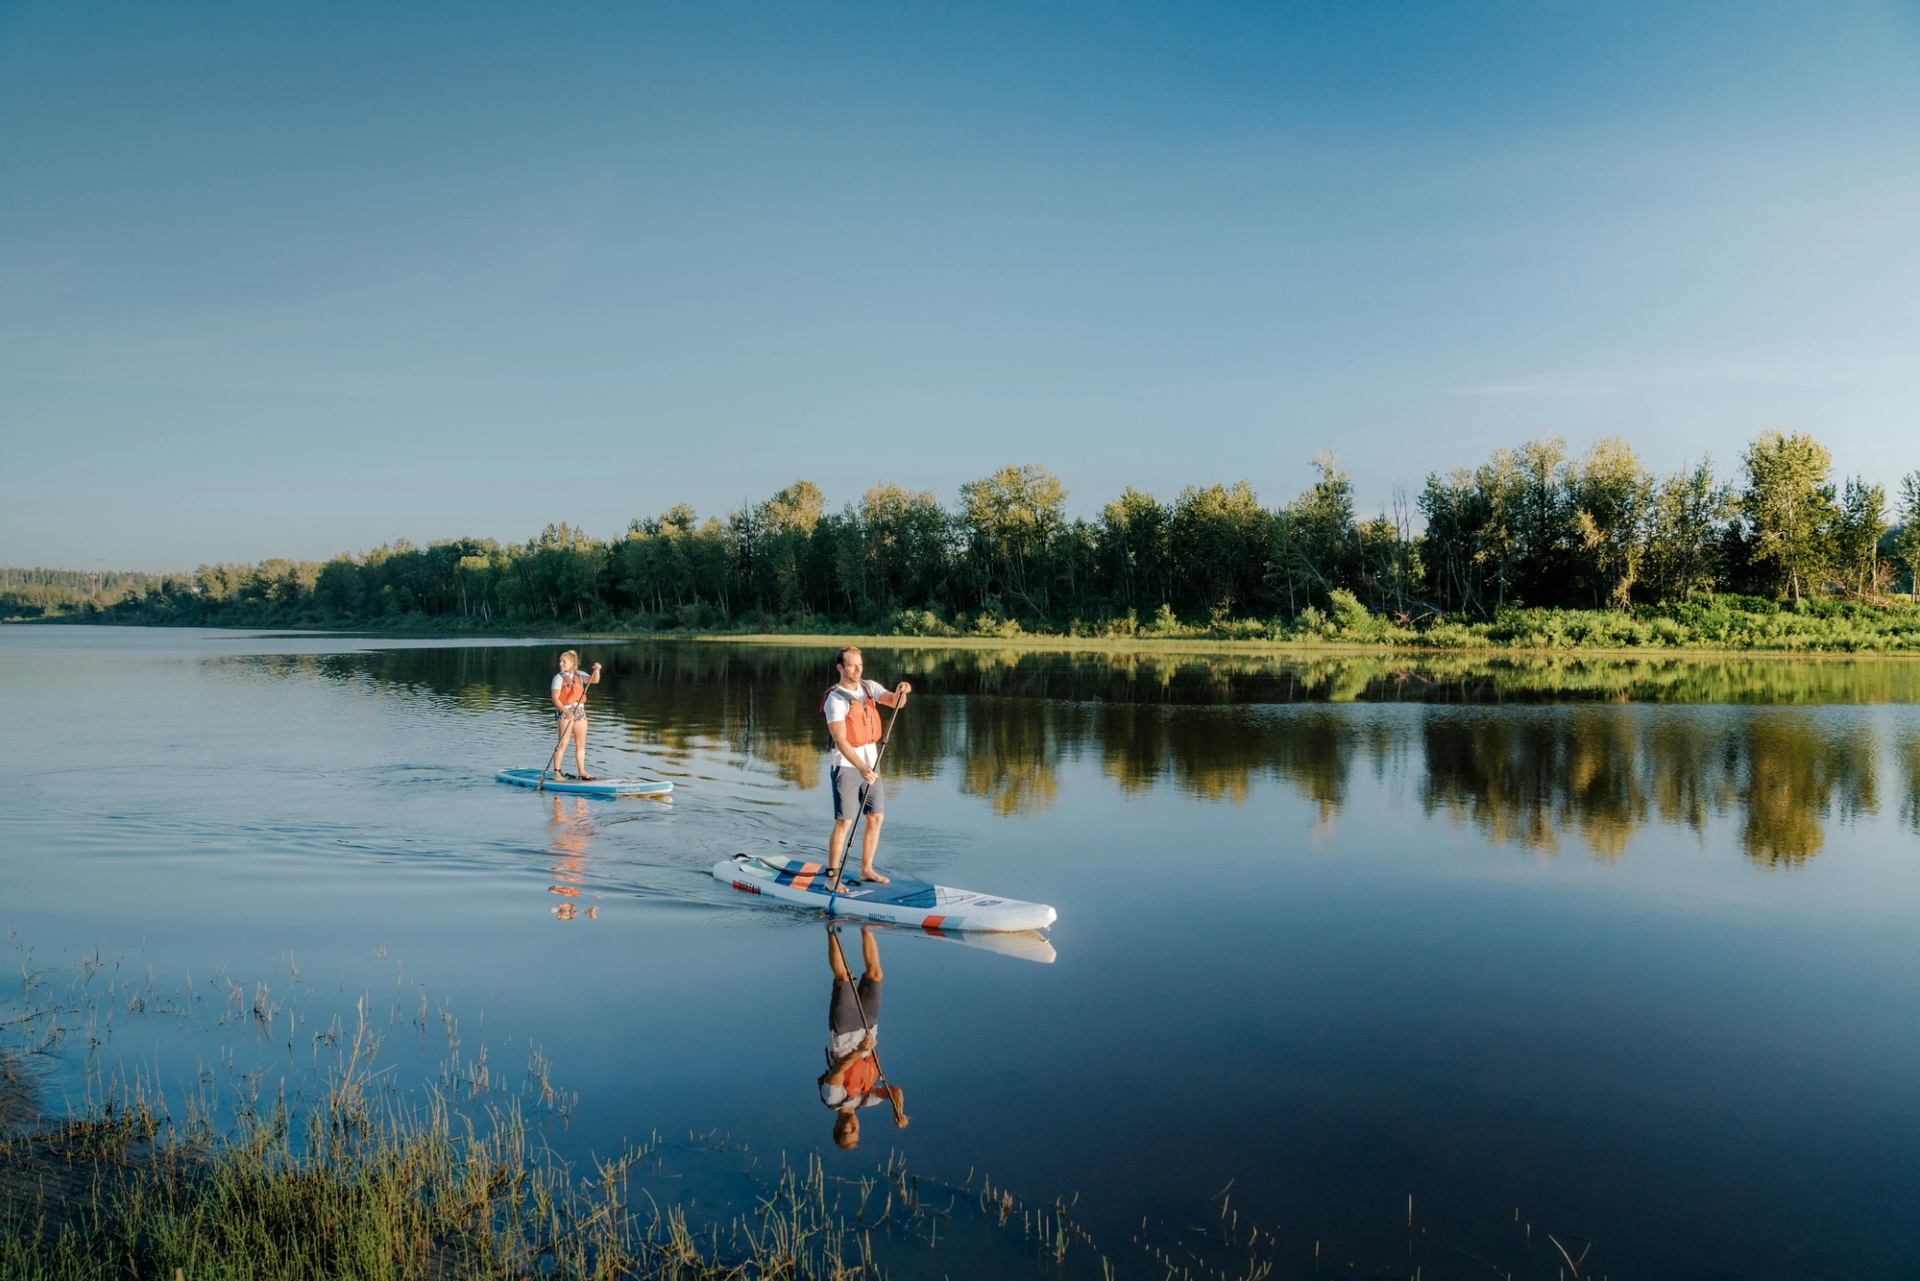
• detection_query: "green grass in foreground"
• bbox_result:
[1,1042,1097,1281]
[0,1093,909,1280]
[2,952,1626,1280]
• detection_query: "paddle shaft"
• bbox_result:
[826,693,904,915]
[538,708,571,792]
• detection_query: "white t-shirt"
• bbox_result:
[824,679,885,771]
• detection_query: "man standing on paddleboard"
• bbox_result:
[818,925,906,1148]
[822,646,910,887]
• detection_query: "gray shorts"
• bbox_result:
[830,977,882,1037]
[831,765,884,819]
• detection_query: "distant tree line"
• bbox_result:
[0,567,164,619]
[9,432,1920,633]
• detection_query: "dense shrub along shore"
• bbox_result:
[9,433,1920,649]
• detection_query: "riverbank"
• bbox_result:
[16,594,1920,656]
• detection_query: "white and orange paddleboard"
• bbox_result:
[712,854,1056,933]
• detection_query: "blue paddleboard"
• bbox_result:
[496,768,672,797]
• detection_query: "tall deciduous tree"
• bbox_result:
[1417,470,1475,615]
[750,480,825,614]
[1644,458,1731,602]
[1097,487,1172,616]
[1740,431,1837,602]
[1287,453,1360,602]
[959,464,1066,615]
[1170,480,1269,618]
[1832,477,1888,597]
[1568,437,1652,608]
[860,483,951,613]
[1895,471,1920,602]
[1512,437,1572,602]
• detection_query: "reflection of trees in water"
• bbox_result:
[1418,709,1881,865]
[1092,704,1169,795]
[1899,729,1920,835]
[1089,705,1403,817]
[317,641,1901,853]
[1561,712,1646,859]
[1420,714,1570,852]
[958,699,1077,815]
[1738,714,1877,867]
[1641,714,1740,833]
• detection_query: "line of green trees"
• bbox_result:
[0,567,164,619]
[10,431,1920,636]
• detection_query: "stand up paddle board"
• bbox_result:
[713,854,1056,933]
[496,768,672,797]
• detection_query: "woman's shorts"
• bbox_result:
[555,705,586,725]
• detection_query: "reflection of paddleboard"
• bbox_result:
[868,919,1057,964]
[496,768,672,797]
[713,854,1057,933]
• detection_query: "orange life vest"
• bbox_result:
[823,684,882,748]
[557,671,590,706]
[843,1055,879,1100]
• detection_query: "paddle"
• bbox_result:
[536,727,560,792]
[536,703,569,792]
[833,924,909,1128]
[826,687,906,917]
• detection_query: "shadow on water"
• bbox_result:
[278,642,1920,861]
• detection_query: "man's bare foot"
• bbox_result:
[577,773,597,781]
[860,868,890,884]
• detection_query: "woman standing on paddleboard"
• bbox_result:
[547,650,602,781]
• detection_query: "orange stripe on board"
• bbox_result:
[921,915,946,932]
[792,873,817,891]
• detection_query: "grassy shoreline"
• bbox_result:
[0,1031,1611,1281]
[14,612,1920,659]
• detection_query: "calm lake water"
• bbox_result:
[3,625,1918,1279]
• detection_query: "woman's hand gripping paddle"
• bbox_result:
[826,689,906,917]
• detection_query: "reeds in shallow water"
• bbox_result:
[2,941,1619,1280]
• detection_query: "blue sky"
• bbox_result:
[2,1,1916,570]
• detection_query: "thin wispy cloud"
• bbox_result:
[1444,382,1630,397]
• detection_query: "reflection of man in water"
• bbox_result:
[818,925,907,1148]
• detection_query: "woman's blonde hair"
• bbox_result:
[559,650,580,669]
